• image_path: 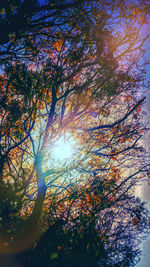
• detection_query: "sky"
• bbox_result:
[135,35,150,266]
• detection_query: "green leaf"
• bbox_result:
[50,252,58,260]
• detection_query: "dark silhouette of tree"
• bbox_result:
[0,0,150,266]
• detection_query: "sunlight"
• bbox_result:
[52,135,75,161]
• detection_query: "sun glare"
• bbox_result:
[52,135,75,161]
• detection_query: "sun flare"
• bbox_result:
[52,135,75,161]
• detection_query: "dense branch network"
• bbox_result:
[0,0,150,266]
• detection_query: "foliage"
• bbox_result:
[0,0,150,266]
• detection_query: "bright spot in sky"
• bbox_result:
[52,135,75,161]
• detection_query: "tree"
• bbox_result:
[0,0,150,266]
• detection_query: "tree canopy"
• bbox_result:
[0,0,150,266]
